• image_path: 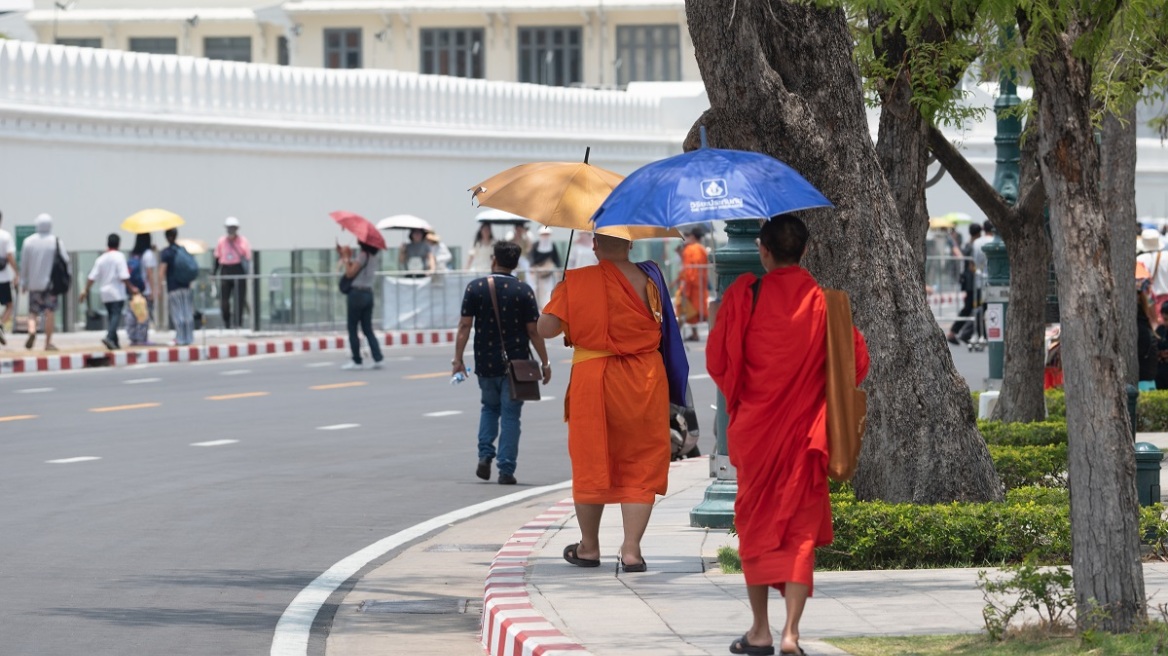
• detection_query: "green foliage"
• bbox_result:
[979,420,1067,446]
[979,556,1075,641]
[988,444,1067,490]
[717,545,741,574]
[1140,504,1168,559]
[1005,486,1067,506]
[1044,389,1065,419]
[1139,391,1168,432]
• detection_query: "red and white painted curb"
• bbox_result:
[0,330,456,375]
[482,499,589,656]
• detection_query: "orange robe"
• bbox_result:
[544,260,670,504]
[678,243,709,325]
[707,266,869,594]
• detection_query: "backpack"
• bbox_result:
[49,237,71,295]
[127,254,146,291]
[172,246,199,286]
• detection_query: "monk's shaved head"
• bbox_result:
[593,233,631,255]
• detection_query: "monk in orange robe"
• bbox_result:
[678,228,709,341]
[538,233,682,573]
[708,216,869,656]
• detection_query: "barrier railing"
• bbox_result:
[926,255,974,324]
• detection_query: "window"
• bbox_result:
[128,37,178,55]
[517,27,582,87]
[277,36,290,66]
[57,38,102,49]
[420,28,484,79]
[615,25,681,86]
[204,37,252,62]
[324,28,361,69]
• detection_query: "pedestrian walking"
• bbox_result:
[452,241,550,485]
[677,227,709,341]
[1138,279,1159,391]
[466,224,496,273]
[125,233,158,345]
[79,233,133,351]
[538,233,689,573]
[339,241,385,371]
[19,213,70,351]
[707,216,869,656]
[947,223,981,345]
[530,226,561,309]
[0,210,18,345]
[213,216,251,329]
[159,228,196,346]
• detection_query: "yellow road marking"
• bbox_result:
[0,415,37,422]
[404,372,449,380]
[310,382,368,390]
[206,392,270,401]
[89,403,161,413]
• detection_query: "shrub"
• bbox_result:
[978,420,1067,446]
[988,444,1068,490]
[1139,391,1168,432]
[1045,389,1066,419]
[1006,487,1067,506]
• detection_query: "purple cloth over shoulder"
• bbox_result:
[637,260,690,407]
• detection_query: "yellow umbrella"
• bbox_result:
[929,217,955,230]
[470,149,679,240]
[122,208,185,234]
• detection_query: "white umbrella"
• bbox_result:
[377,214,433,231]
[475,208,529,225]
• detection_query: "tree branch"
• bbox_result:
[926,126,1012,224]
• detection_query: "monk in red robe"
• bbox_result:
[707,216,869,656]
[538,233,674,573]
[677,228,709,341]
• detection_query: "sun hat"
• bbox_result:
[224,216,240,228]
[1140,228,1161,253]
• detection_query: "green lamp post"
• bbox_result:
[984,67,1021,383]
[690,219,764,528]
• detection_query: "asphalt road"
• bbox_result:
[0,342,722,656]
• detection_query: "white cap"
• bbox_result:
[1141,228,1161,253]
[224,216,240,228]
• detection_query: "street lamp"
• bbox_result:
[984,62,1021,385]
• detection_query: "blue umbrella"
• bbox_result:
[591,128,833,230]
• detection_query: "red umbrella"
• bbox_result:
[330,211,387,251]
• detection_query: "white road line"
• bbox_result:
[317,424,360,431]
[689,373,711,380]
[220,369,251,376]
[535,396,557,402]
[46,456,101,464]
[270,479,572,656]
[191,439,239,447]
[305,362,335,369]
[123,377,161,385]
[423,410,462,417]
[16,387,54,394]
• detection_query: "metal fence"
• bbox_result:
[926,255,975,323]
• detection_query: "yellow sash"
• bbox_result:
[573,346,614,365]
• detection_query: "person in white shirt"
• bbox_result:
[79,233,134,351]
[0,210,18,345]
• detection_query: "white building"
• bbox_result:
[9,0,698,88]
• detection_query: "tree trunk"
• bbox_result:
[1102,109,1139,385]
[1024,15,1146,631]
[927,128,1050,422]
[685,0,1001,503]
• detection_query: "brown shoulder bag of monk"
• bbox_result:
[751,281,866,481]
[487,276,542,402]
[822,289,867,482]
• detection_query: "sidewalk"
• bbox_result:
[0,328,457,374]
[327,452,1168,656]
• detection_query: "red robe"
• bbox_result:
[707,266,869,594]
[544,261,671,504]
[677,242,709,325]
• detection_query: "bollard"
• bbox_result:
[1127,384,1140,434]
[1134,442,1164,507]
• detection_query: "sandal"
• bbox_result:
[562,543,600,568]
[780,648,805,656]
[618,554,648,573]
[729,634,774,655]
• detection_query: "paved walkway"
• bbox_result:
[327,448,1168,656]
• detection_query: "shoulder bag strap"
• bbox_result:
[1156,251,1162,281]
[487,276,511,363]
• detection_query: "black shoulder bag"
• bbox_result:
[49,237,72,295]
[339,253,370,295]
[487,276,542,402]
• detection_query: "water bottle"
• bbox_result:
[451,367,471,385]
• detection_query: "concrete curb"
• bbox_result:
[0,330,457,375]
[481,499,589,656]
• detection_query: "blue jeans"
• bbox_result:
[477,375,524,476]
[104,301,124,345]
[346,289,382,365]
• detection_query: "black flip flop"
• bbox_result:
[563,543,601,568]
[619,557,648,573]
[729,634,774,656]
[780,648,805,656]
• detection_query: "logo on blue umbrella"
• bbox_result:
[701,179,728,199]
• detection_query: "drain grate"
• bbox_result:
[357,599,470,614]
[423,543,501,553]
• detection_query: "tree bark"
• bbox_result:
[686,0,1001,503]
[1102,109,1139,385]
[1022,11,1146,631]
[927,128,1051,422]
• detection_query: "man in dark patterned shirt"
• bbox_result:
[453,241,551,485]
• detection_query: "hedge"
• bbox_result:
[988,444,1067,490]
[974,388,1168,431]
[978,420,1067,446]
